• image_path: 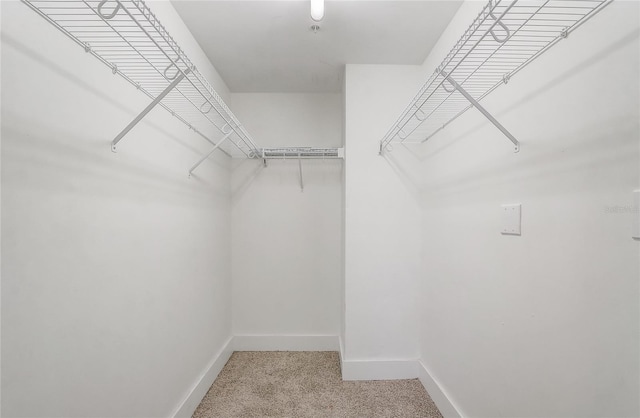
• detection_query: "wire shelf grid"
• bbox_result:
[380,0,613,152]
[22,0,261,158]
[261,147,344,159]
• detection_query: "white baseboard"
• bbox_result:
[338,336,345,369]
[232,334,339,351]
[341,358,418,381]
[171,336,234,418]
[417,360,463,418]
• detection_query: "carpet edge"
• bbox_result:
[232,334,340,351]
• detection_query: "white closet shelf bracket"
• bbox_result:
[112,67,190,152]
[298,154,304,192]
[379,0,613,155]
[22,0,260,160]
[188,128,233,178]
[441,69,520,153]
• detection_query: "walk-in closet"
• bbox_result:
[1,0,638,417]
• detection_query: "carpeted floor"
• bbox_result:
[192,351,443,418]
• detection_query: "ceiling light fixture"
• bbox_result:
[310,0,324,22]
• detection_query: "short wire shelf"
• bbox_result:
[260,147,344,159]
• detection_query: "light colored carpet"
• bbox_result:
[192,351,443,418]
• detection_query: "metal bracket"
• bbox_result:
[188,129,233,177]
[298,154,304,191]
[440,70,520,153]
[560,27,569,39]
[111,68,190,152]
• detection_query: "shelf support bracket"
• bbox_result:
[440,70,520,153]
[298,153,304,192]
[188,130,233,177]
[111,68,190,152]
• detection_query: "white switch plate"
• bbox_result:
[633,191,640,240]
[501,204,521,236]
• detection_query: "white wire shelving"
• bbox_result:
[380,0,613,155]
[260,147,344,159]
[256,147,344,192]
[22,0,261,159]
[22,0,345,179]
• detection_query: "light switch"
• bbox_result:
[501,204,521,236]
[633,191,640,240]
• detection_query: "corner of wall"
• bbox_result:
[171,336,234,418]
[417,360,463,418]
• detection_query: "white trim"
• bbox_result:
[341,358,418,381]
[171,336,234,418]
[232,334,339,351]
[417,360,463,418]
[338,336,345,369]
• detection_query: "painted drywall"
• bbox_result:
[1,1,233,416]
[413,1,640,417]
[340,78,347,359]
[230,93,343,340]
[342,65,424,366]
[0,2,3,413]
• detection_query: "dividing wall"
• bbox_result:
[343,65,424,378]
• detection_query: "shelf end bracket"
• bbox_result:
[188,130,233,177]
[111,68,190,152]
[298,153,304,192]
[441,70,520,153]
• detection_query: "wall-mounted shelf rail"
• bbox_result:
[22,0,260,158]
[260,147,344,160]
[379,0,612,154]
[254,148,344,192]
[187,147,343,179]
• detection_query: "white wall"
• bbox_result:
[230,93,343,341]
[342,65,424,370]
[415,1,640,417]
[0,1,3,412]
[1,1,233,416]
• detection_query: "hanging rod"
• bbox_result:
[22,0,260,158]
[260,147,344,159]
[379,0,613,154]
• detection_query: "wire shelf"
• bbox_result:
[380,0,613,152]
[261,147,344,159]
[22,0,261,158]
